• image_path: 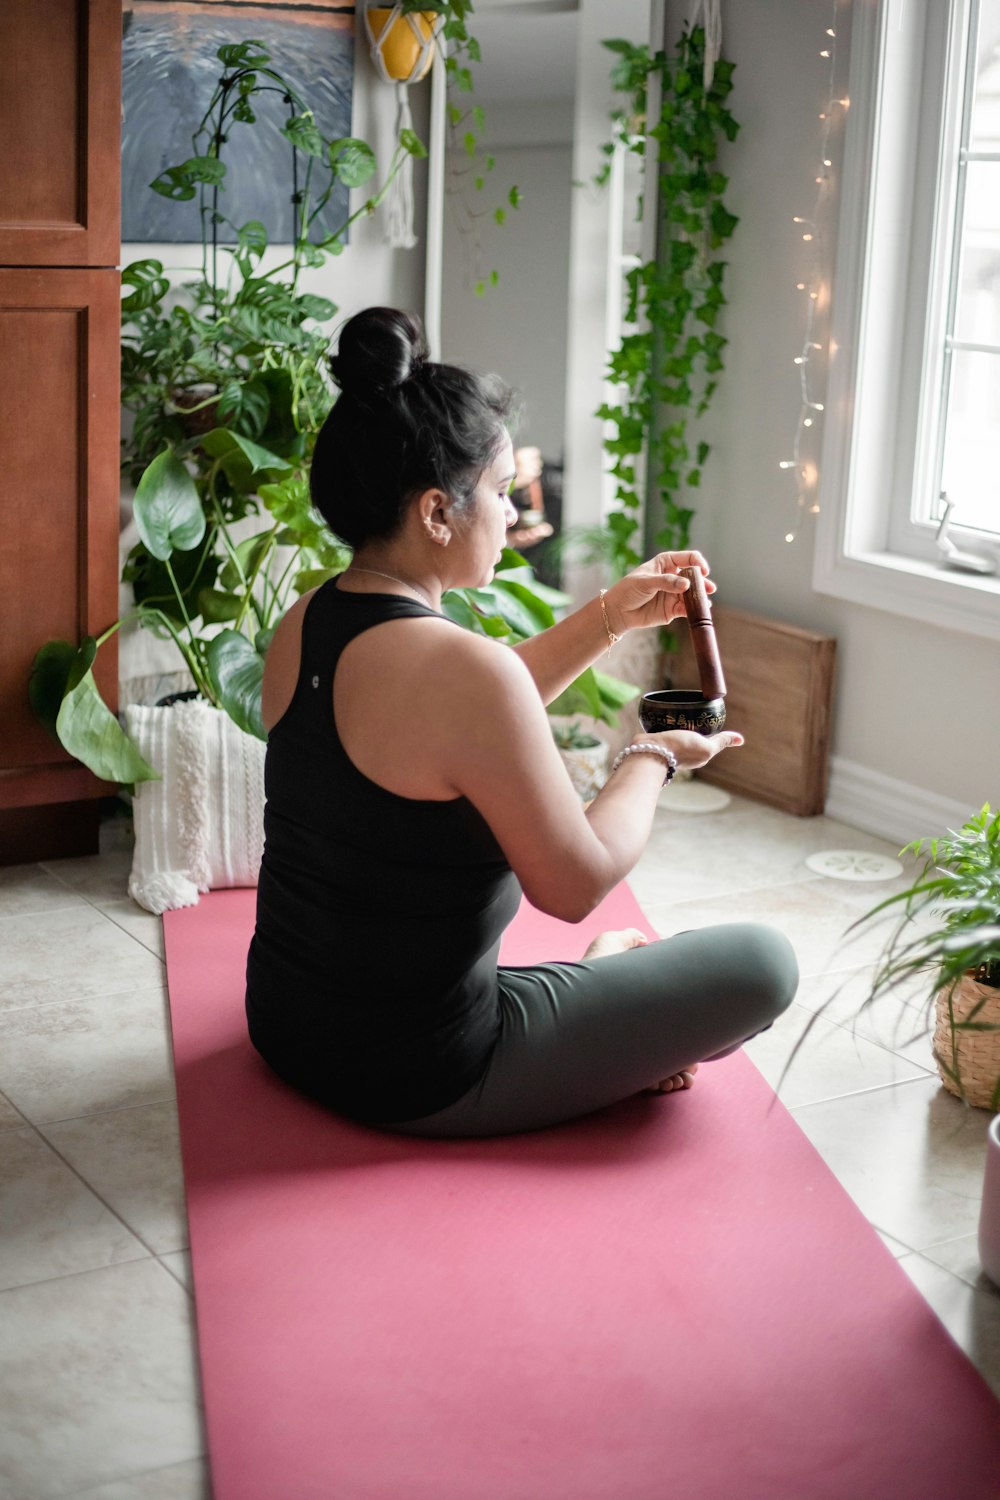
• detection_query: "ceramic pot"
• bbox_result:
[558,740,609,802]
[979,1113,1000,1288]
[639,689,726,736]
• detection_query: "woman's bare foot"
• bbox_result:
[580,929,698,1095]
[582,928,649,960]
[648,1063,699,1094]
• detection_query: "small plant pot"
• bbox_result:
[933,973,1000,1110]
[366,7,439,81]
[979,1113,1000,1288]
[558,740,609,802]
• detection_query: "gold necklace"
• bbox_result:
[346,566,436,610]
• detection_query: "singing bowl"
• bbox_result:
[639,689,726,736]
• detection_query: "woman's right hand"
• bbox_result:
[631,728,744,773]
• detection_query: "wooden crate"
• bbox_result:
[669,607,837,816]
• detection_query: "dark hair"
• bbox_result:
[310,307,518,549]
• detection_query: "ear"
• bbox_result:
[415,486,453,547]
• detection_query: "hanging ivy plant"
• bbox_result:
[597,26,739,574]
[400,0,522,294]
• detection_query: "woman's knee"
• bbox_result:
[734,924,799,1026]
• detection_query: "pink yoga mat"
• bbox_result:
[165,888,1000,1500]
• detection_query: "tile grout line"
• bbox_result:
[788,1071,943,1117]
[16,1117,183,1268]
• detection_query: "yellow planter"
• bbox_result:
[367,8,438,83]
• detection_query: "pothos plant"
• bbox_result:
[29,41,629,785]
[596,25,739,575]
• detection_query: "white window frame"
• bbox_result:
[813,0,1000,641]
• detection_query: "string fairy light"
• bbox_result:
[780,1,845,543]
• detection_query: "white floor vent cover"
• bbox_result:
[804,849,903,881]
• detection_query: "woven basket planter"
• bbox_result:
[933,972,1000,1110]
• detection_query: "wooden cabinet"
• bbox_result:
[0,0,121,862]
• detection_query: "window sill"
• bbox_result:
[812,544,1000,641]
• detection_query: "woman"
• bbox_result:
[245,307,797,1137]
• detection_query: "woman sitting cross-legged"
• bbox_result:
[245,306,798,1137]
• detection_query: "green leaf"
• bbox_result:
[297,293,336,321]
[487,579,555,636]
[217,40,270,67]
[282,113,325,158]
[440,590,488,632]
[258,477,312,527]
[548,667,604,721]
[180,155,227,186]
[218,531,275,591]
[29,640,78,740]
[133,449,206,562]
[149,166,197,202]
[293,567,343,594]
[592,667,640,711]
[200,429,292,489]
[197,588,242,623]
[400,128,428,159]
[56,668,159,783]
[328,137,377,186]
[206,630,266,740]
[234,220,267,275]
[121,259,169,315]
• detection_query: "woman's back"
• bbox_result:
[245,580,520,1123]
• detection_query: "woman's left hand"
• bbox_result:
[603,551,716,636]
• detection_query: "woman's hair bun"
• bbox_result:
[329,306,429,398]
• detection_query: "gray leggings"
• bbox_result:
[386,923,798,1138]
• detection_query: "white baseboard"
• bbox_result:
[825,756,979,846]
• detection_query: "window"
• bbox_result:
[814,0,1000,640]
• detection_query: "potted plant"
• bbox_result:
[848,803,1000,1111]
[551,720,610,802]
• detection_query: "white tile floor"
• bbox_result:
[2,793,999,1499]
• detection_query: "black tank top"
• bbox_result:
[245,579,521,1122]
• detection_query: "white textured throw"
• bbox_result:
[125,700,266,914]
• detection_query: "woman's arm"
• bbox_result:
[510,550,716,703]
[438,629,741,922]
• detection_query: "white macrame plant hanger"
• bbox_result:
[365,4,441,248]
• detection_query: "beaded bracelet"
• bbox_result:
[609,743,678,785]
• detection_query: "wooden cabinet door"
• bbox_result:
[0,0,121,267]
[0,0,121,861]
[0,269,121,818]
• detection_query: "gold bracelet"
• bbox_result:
[599,589,620,656]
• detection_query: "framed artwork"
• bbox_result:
[122,0,356,244]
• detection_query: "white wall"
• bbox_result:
[440,101,574,459]
[660,0,998,830]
